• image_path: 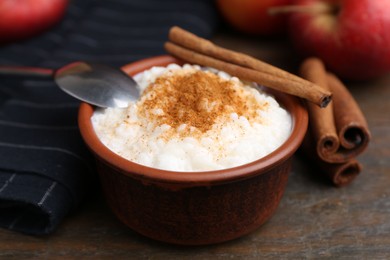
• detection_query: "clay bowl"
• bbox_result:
[78,55,308,245]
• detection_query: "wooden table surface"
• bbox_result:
[1,30,390,259]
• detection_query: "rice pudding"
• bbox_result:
[91,64,291,172]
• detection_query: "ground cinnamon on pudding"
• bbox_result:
[138,70,266,135]
[92,64,291,171]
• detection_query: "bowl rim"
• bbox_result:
[78,55,308,185]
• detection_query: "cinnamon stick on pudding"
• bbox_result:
[165,26,332,108]
[300,57,371,186]
[169,26,311,84]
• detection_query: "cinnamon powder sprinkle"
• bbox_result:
[137,70,267,135]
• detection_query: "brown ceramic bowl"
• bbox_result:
[78,55,308,245]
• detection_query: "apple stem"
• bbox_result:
[268,4,334,16]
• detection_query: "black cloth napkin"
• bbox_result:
[0,0,219,235]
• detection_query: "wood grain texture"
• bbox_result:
[1,30,390,259]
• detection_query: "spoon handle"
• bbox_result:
[0,66,53,78]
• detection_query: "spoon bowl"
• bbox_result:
[0,61,140,108]
[55,62,139,108]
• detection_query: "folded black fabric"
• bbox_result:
[0,0,219,235]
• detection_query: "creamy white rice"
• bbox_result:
[91,64,292,172]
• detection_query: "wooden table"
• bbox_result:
[1,30,390,259]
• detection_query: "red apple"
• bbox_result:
[285,0,390,80]
[0,0,69,44]
[216,0,292,35]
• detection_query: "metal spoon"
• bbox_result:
[0,61,139,108]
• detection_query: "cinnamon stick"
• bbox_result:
[300,57,370,186]
[165,27,332,108]
[327,73,371,155]
[169,26,310,84]
[300,60,371,163]
[301,130,362,187]
[322,160,362,187]
[299,58,340,161]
